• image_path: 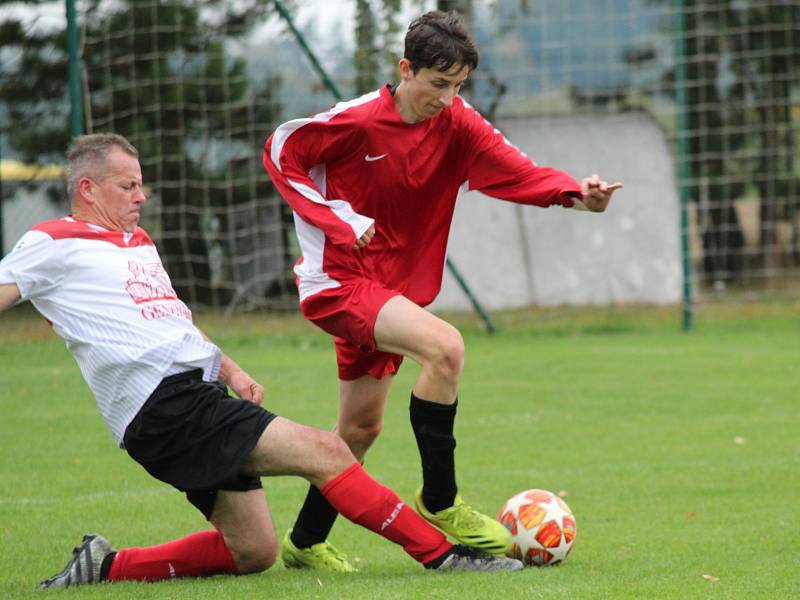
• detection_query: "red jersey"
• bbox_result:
[263,84,582,307]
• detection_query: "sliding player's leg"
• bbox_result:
[283,373,394,571]
[241,416,521,570]
[38,488,272,589]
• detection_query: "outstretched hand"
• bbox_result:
[580,174,623,212]
[228,370,265,405]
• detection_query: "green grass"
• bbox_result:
[1,303,799,599]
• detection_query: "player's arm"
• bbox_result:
[197,328,265,405]
[263,118,374,250]
[0,282,21,313]
[0,231,63,313]
[460,105,621,210]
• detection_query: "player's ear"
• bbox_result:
[77,177,95,204]
[398,58,414,81]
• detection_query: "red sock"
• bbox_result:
[320,463,452,564]
[107,530,238,582]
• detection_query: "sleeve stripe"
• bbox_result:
[269,90,382,173]
[287,178,375,238]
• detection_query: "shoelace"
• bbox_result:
[442,502,485,530]
[318,544,349,565]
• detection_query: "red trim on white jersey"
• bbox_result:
[33,217,154,248]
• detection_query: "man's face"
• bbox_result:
[86,148,146,233]
[399,60,470,122]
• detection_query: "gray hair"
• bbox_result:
[66,133,139,199]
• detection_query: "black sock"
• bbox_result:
[423,545,457,569]
[99,551,116,581]
[409,392,458,513]
[290,484,339,549]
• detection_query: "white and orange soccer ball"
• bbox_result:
[498,489,577,566]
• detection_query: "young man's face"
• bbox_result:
[398,59,470,122]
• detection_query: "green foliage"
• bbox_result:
[354,0,380,93]
[80,0,282,305]
[0,1,72,206]
[437,0,473,15]
[1,304,799,599]
[627,1,800,280]
[1,1,284,305]
[353,0,408,92]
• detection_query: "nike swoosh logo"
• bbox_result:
[364,153,387,162]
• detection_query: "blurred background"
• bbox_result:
[1,0,798,326]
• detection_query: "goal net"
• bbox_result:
[3,0,798,318]
[458,0,800,313]
[79,0,294,309]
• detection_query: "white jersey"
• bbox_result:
[0,217,221,446]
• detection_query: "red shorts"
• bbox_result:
[299,278,405,381]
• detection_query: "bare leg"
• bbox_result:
[284,375,394,553]
[240,417,451,565]
[336,374,394,459]
[284,295,465,555]
[239,416,354,485]
[210,489,277,573]
[374,295,464,405]
[373,295,464,510]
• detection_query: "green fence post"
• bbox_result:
[66,0,84,138]
[0,138,4,255]
[674,0,693,331]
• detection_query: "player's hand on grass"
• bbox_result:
[229,370,265,405]
[353,224,376,250]
[580,174,623,212]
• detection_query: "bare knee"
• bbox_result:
[338,418,383,458]
[235,546,277,575]
[314,430,358,476]
[426,325,464,382]
[229,537,277,575]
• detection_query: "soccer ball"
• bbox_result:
[498,489,576,566]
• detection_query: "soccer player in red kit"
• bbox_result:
[263,10,622,571]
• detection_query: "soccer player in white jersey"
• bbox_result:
[263,10,623,571]
[0,133,523,589]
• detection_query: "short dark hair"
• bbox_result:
[66,133,138,199]
[404,11,479,74]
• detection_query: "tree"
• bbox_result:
[1,0,286,305]
[0,0,73,203]
[354,0,380,93]
[437,0,472,17]
[731,3,800,271]
[353,0,405,94]
[681,1,746,282]
[626,0,800,281]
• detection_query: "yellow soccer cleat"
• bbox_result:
[414,486,512,555]
[280,529,358,573]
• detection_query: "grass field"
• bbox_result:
[1,302,798,599]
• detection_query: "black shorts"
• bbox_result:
[123,369,277,520]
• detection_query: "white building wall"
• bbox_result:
[432,111,682,310]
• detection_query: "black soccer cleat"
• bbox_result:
[39,533,116,589]
[429,544,524,572]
